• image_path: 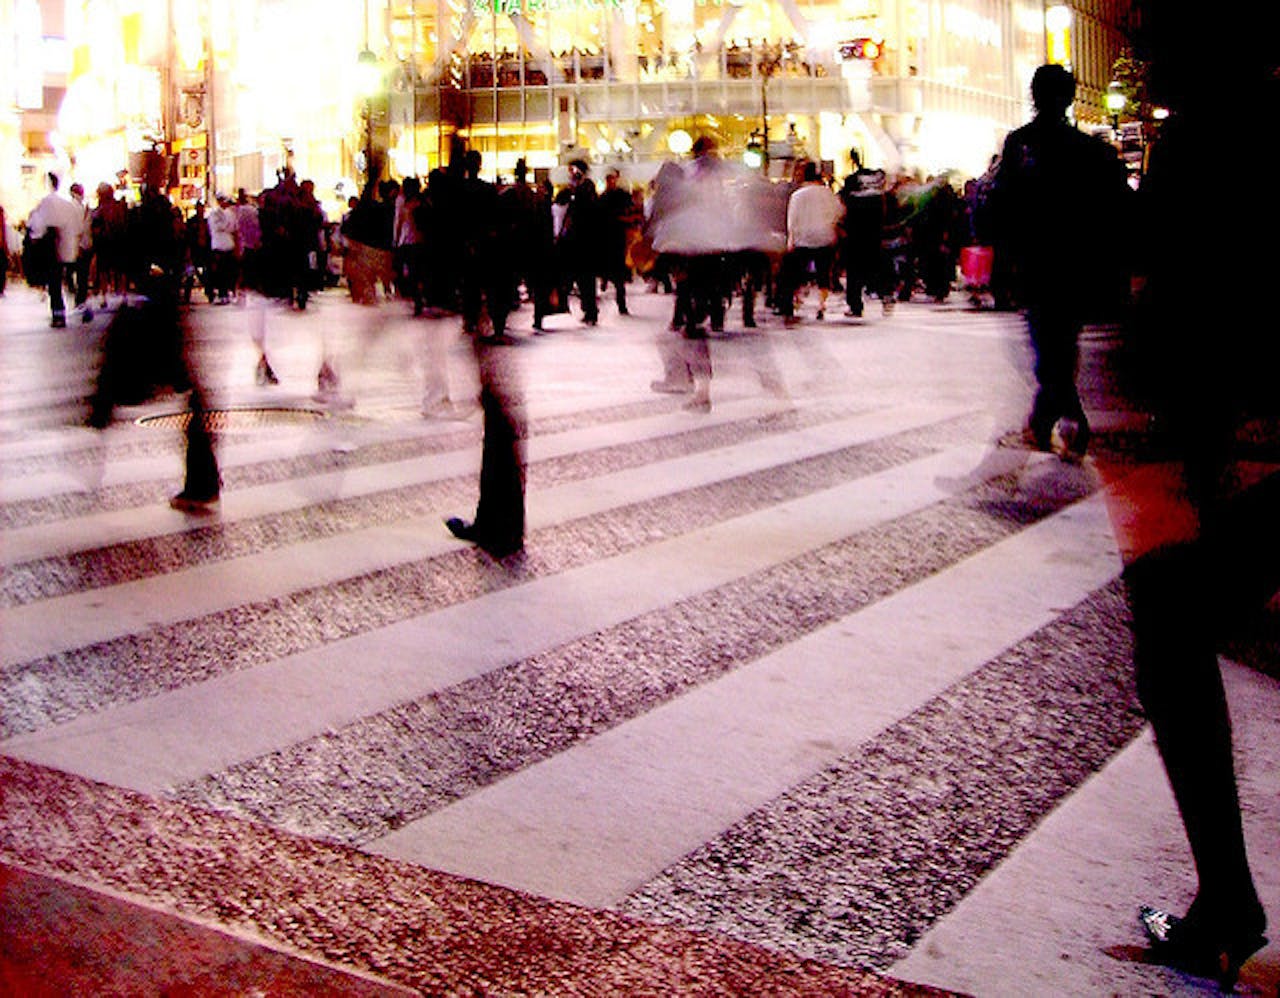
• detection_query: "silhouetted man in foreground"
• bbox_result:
[990,64,1129,461]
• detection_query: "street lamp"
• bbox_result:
[1105,81,1125,134]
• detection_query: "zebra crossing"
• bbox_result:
[1,285,1275,995]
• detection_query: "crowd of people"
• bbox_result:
[4,138,1004,347]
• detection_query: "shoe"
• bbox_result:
[783,315,801,327]
[618,307,630,316]
[255,357,279,386]
[445,516,477,542]
[445,517,523,557]
[479,333,517,346]
[170,492,220,514]
[583,316,598,327]
[845,306,863,318]
[651,379,693,395]
[683,395,711,413]
[51,315,67,329]
[1051,418,1088,463]
[316,361,340,395]
[1139,905,1267,989]
[815,308,824,320]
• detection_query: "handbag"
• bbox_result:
[959,245,994,288]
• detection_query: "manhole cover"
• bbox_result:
[137,407,329,430]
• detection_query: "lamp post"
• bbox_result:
[757,44,784,172]
[356,49,381,182]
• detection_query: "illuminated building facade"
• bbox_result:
[380,0,1050,180]
[4,1,1135,220]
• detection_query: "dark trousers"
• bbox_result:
[73,254,92,307]
[47,260,67,323]
[1026,305,1088,448]
[600,257,628,312]
[210,251,236,301]
[779,246,834,317]
[468,341,525,555]
[570,263,598,323]
[1125,544,1261,921]
[677,254,726,334]
[844,246,880,314]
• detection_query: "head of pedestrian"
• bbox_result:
[514,157,528,182]
[46,171,60,192]
[1031,63,1076,119]
[691,135,717,159]
[605,167,621,189]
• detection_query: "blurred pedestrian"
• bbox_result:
[457,149,512,343]
[26,172,83,328]
[559,158,600,326]
[500,158,554,331]
[444,333,526,558]
[988,63,1130,460]
[446,152,527,556]
[839,151,887,318]
[597,166,639,315]
[91,183,129,307]
[68,182,94,316]
[394,176,428,315]
[0,202,9,297]
[234,188,262,297]
[207,193,238,304]
[182,201,212,304]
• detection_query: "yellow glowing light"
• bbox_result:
[1044,5,1072,32]
[668,129,693,155]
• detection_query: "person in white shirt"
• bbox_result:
[27,172,85,327]
[781,161,844,324]
[207,193,239,303]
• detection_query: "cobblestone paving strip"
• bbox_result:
[0,415,976,739]
[0,758,946,997]
[0,402,856,606]
[172,467,1096,845]
[618,581,1143,971]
